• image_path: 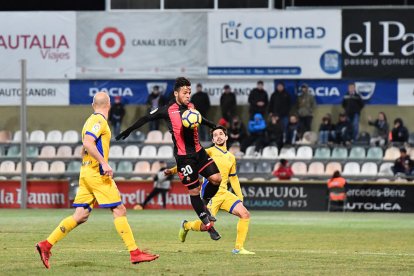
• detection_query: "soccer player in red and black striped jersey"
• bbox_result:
[116,77,222,240]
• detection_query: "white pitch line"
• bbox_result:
[256,249,414,257]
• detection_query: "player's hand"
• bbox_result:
[101,162,113,177]
[116,129,131,140]
[164,169,173,176]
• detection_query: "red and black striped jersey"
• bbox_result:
[124,101,216,157]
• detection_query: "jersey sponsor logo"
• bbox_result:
[170,110,180,114]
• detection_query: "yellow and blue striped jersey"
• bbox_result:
[80,113,111,177]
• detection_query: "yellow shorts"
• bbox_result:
[207,190,242,216]
[73,176,122,211]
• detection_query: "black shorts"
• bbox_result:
[176,148,219,190]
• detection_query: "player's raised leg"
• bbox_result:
[230,202,255,255]
[111,203,159,264]
[36,206,91,269]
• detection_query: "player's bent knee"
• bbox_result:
[73,207,90,224]
[112,204,127,218]
[188,186,201,196]
[240,208,250,219]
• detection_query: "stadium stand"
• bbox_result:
[262,146,278,159]
[29,130,46,143]
[46,130,63,143]
[145,130,163,144]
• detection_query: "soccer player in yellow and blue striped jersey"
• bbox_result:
[36,92,158,269]
[166,126,254,254]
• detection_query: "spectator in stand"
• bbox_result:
[342,83,364,140]
[191,83,211,141]
[248,80,268,118]
[368,112,389,146]
[220,84,237,122]
[267,114,284,151]
[296,83,316,132]
[392,148,414,176]
[227,116,247,148]
[146,85,165,131]
[109,96,126,137]
[318,114,334,144]
[269,81,291,131]
[272,159,293,180]
[241,113,267,154]
[391,118,409,144]
[333,113,353,145]
[285,115,303,145]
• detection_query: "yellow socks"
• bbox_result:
[47,216,78,245]
[184,220,202,231]
[235,218,250,249]
[114,216,138,251]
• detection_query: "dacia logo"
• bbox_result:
[355,82,376,100]
[221,21,242,44]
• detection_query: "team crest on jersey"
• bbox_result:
[92,123,101,134]
[186,176,190,182]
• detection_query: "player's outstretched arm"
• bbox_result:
[116,107,165,140]
[201,116,216,129]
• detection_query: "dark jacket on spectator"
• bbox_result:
[228,118,248,147]
[393,156,414,175]
[342,93,364,116]
[220,92,237,121]
[285,121,303,145]
[269,89,291,117]
[267,119,284,147]
[248,88,268,117]
[109,102,126,123]
[392,118,409,143]
[334,120,353,144]
[191,91,210,117]
[368,119,389,140]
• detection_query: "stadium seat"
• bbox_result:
[367,147,383,160]
[67,161,81,173]
[130,176,143,180]
[145,130,163,143]
[331,147,348,159]
[32,161,49,173]
[0,176,7,180]
[109,145,123,158]
[134,161,151,174]
[349,146,366,159]
[325,162,342,176]
[73,145,84,157]
[6,145,20,157]
[162,131,173,144]
[262,146,278,159]
[251,177,266,181]
[39,146,57,158]
[299,131,318,144]
[140,145,157,158]
[239,161,255,173]
[16,161,32,173]
[378,162,394,176]
[50,161,65,173]
[157,145,173,158]
[238,177,248,182]
[127,131,146,143]
[46,130,63,143]
[291,162,307,175]
[151,161,163,173]
[56,145,73,158]
[394,177,408,183]
[29,130,46,143]
[62,130,79,143]
[376,178,391,182]
[355,131,370,146]
[0,161,15,174]
[360,162,378,176]
[314,147,331,159]
[383,147,400,161]
[123,145,140,158]
[307,162,325,175]
[118,161,134,173]
[342,162,360,176]
[296,146,313,160]
[256,162,272,173]
[12,130,29,142]
[278,147,296,159]
[244,146,259,158]
[0,130,11,142]
[27,146,39,157]
[109,161,117,171]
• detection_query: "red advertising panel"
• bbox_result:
[116,181,192,210]
[0,180,69,208]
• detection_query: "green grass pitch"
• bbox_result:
[0,209,413,275]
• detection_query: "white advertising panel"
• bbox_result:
[0,12,76,79]
[0,80,69,106]
[398,79,414,106]
[192,79,274,106]
[77,12,207,79]
[208,10,342,79]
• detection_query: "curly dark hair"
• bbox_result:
[174,77,191,91]
[211,125,228,137]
